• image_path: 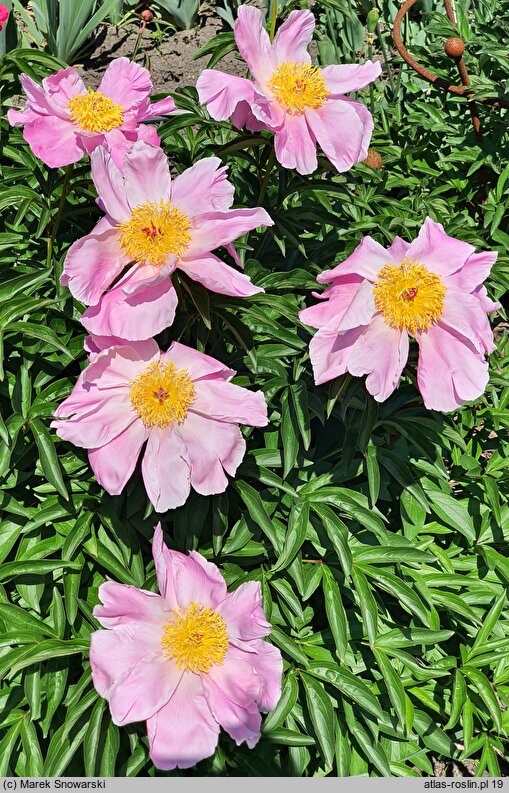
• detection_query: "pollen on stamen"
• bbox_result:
[118,200,192,266]
[68,90,124,134]
[161,602,229,673]
[130,361,196,428]
[268,62,328,114]
[373,257,446,334]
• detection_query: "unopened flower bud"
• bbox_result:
[364,149,383,170]
[141,8,154,22]
[366,8,380,34]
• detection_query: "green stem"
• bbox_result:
[375,22,395,93]
[367,41,375,115]
[258,147,276,204]
[269,0,278,41]
[47,165,73,279]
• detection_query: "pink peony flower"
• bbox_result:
[7,58,176,168]
[61,140,272,341]
[300,218,499,412]
[51,339,268,511]
[0,5,9,30]
[196,5,381,176]
[90,524,282,769]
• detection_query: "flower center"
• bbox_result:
[373,257,446,334]
[162,602,229,673]
[118,201,192,266]
[130,361,196,428]
[268,62,328,114]
[68,90,124,133]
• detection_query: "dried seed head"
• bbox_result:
[444,37,465,58]
[364,149,383,170]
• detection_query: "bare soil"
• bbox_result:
[74,3,251,94]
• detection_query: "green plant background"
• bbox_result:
[0,0,508,778]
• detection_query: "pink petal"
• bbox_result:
[336,279,375,332]
[61,221,128,306]
[52,394,136,450]
[406,217,476,278]
[299,276,363,329]
[88,419,149,495]
[162,341,235,382]
[83,341,159,389]
[306,98,372,173]
[234,5,275,86]
[245,639,283,711]
[84,334,132,356]
[230,101,267,132]
[274,114,317,175]
[387,236,411,262]
[122,140,172,210]
[191,379,268,426]
[42,67,87,110]
[473,284,500,314]
[196,69,257,122]
[178,412,246,496]
[99,57,152,111]
[22,115,83,168]
[416,325,489,411]
[171,157,234,216]
[444,250,498,292]
[135,123,160,147]
[272,9,314,65]
[179,252,263,297]
[81,267,178,341]
[347,316,409,402]
[90,624,181,726]
[187,207,273,257]
[143,96,176,117]
[217,581,270,644]
[439,290,495,355]
[147,674,219,770]
[142,429,191,512]
[309,325,365,385]
[203,676,261,748]
[321,61,381,96]
[317,235,391,283]
[94,581,166,628]
[152,524,227,609]
[90,146,131,222]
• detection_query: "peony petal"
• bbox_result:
[196,69,257,122]
[152,524,227,609]
[162,341,235,382]
[191,379,268,426]
[99,57,152,111]
[81,266,178,341]
[122,140,172,210]
[246,639,283,712]
[52,393,136,450]
[143,95,176,117]
[347,316,409,402]
[317,235,391,283]
[22,115,83,168]
[274,113,317,175]
[439,290,495,355]
[141,428,191,512]
[321,61,381,96]
[61,222,128,306]
[94,581,166,629]
[178,412,246,496]
[203,676,261,749]
[42,67,87,114]
[416,324,489,411]
[309,324,365,386]
[90,146,131,222]
[217,581,270,644]
[306,98,372,173]
[187,207,273,257]
[90,624,180,726]
[234,5,275,86]
[336,279,375,332]
[444,250,498,293]
[147,674,219,770]
[387,236,411,262]
[299,277,363,330]
[171,157,234,216]
[88,419,149,495]
[406,217,475,278]
[272,9,314,66]
[179,252,263,297]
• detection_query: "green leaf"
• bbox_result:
[307,661,384,721]
[301,672,336,770]
[322,567,348,660]
[29,418,69,500]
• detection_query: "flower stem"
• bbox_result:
[375,22,395,93]
[258,147,276,204]
[269,0,278,41]
[47,164,73,286]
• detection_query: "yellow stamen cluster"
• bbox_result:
[162,602,229,673]
[268,62,328,114]
[373,257,446,334]
[130,361,196,428]
[118,201,192,266]
[68,90,124,133]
